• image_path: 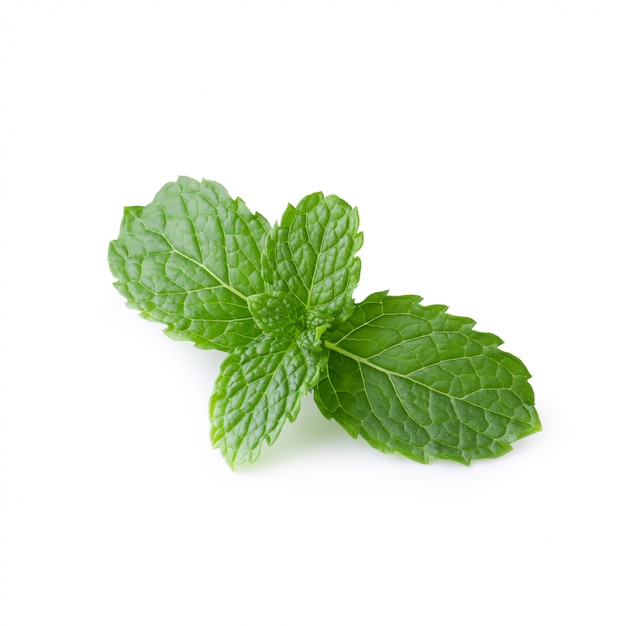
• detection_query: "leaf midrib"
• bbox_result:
[136,215,249,303]
[324,339,529,425]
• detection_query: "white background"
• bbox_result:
[1,1,625,624]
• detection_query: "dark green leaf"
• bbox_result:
[315,292,541,464]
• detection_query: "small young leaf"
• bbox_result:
[315,291,541,464]
[108,177,270,352]
[264,192,363,321]
[248,291,306,338]
[210,336,327,469]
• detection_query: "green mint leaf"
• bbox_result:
[210,336,327,469]
[315,291,541,464]
[108,177,270,352]
[264,192,363,321]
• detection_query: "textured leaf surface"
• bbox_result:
[314,292,541,464]
[108,177,269,351]
[248,291,305,339]
[264,192,363,321]
[210,336,326,469]
[248,291,332,352]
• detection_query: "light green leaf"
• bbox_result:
[314,291,541,464]
[264,192,363,321]
[108,177,270,352]
[210,336,327,469]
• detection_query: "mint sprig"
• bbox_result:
[109,177,541,469]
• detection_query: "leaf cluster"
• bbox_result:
[109,177,541,468]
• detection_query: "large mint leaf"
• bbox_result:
[314,292,541,464]
[108,177,270,352]
[210,336,327,469]
[264,192,363,321]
